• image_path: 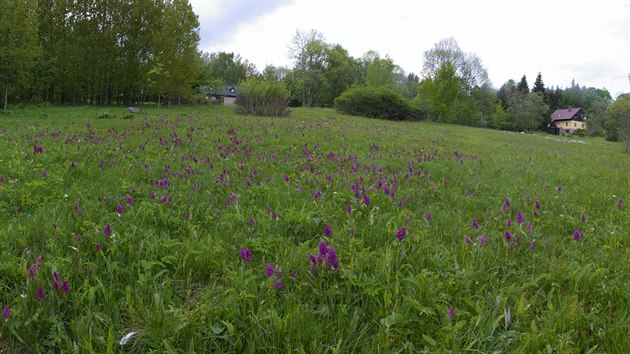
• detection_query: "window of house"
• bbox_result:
[574,122,577,127]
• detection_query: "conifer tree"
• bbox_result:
[532,72,545,94]
[517,75,529,94]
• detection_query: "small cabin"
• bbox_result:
[549,107,586,134]
[200,85,238,105]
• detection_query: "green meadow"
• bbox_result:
[1,106,628,352]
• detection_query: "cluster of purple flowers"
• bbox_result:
[308,241,339,274]
[239,248,253,262]
[395,226,406,242]
[265,263,283,289]
[29,256,44,279]
[154,177,170,189]
[51,272,69,293]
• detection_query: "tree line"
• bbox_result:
[1,5,626,143]
[1,0,199,109]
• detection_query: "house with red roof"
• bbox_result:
[549,107,586,134]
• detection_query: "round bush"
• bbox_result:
[334,86,420,120]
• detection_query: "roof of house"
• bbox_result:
[550,107,583,122]
[199,85,238,97]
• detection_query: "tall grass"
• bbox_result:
[0,105,628,352]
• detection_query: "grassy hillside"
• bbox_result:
[1,106,628,352]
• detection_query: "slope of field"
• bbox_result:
[1,106,628,352]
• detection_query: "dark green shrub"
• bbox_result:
[334,86,421,120]
[96,112,116,119]
[235,78,289,117]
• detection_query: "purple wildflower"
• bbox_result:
[526,221,532,235]
[272,279,284,289]
[116,203,124,214]
[464,235,473,245]
[248,216,255,227]
[37,287,45,302]
[325,246,339,269]
[516,212,525,224]
[313,190,321,201]
[506,219,512,227]
[265,264,274,277]
[362,193,371,206]
[308,253,317,265]
[557,184,562,192]
[126,195,134,205]
[346,204,353,214]
[290,269,297,278]
[573,229,583,241]
[2,307,10,319]
[29,264,37,279]
[103,224,112,237]
[61,281,69,293]
[318,241,328,258]
[471,219,479,229]
[95,242,102,250]
[617,198,623,210]
[580,214,587,223]
[515,236,521,244]
[504,230,513,241]
[535,200,540,209]
[479,234,488,245]
[425,212,433,222]
[447,306,455,321]
[528,241,535,251]
[396,226,407,241]
[76,234,83,244]
[239,248,253,262]
[324,224,332,237]
[349,228,355,237]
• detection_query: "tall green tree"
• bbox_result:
[289,29,329,107]
[507,92,548,131]
[422,37,489,91]
[516,75,529,94]
[149,0,200,106]
[0,0,40,111]
[603,94,630,148]
[321,44,356,106]
[532,72,545,94]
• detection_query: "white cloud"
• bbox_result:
[192,0,630,96]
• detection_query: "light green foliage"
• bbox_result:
[321,45,357,106]
[422,37,489,91]
[0,106,629,352]
[235,78,289,116]
[198,52,255,87]
[413,62,463,123]
[150,0,200,105]
[289,30,330,107]
[605,94,630,152]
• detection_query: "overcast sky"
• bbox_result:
[190,0,629,97]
